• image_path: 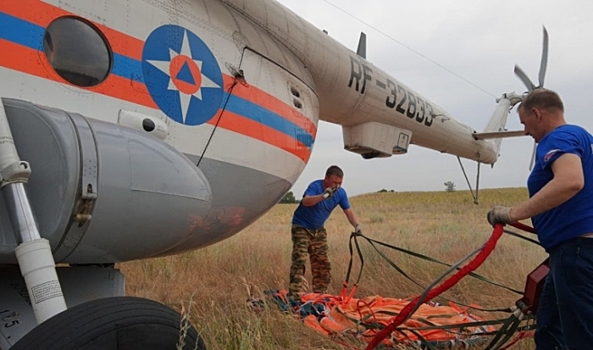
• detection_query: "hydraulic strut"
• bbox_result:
[0,98,67,323]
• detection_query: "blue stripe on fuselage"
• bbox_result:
[0,12,312,148]
[224,94,314,148]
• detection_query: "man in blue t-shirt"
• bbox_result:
[288,165,361,302]
[487,89,593,349]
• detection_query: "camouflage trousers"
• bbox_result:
[288,224,331,300]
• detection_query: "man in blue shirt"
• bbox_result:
[487,89,593,349]
[288,165,361,302]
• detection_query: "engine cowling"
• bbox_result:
[0,99,211,264]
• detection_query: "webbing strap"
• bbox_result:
[340,233,365,301]
[365,224,505,350]
[483,310,527,350]
[498,330,535,350]
[347,231,522,298]
[344,233,365,285]
[504,228,541,245]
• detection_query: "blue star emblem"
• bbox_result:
[142,25,224,125]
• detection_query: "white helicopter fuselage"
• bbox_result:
[0,0,502,263]
[0,0,520,347]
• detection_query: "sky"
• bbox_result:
[274,0,593,197]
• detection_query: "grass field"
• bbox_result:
[119,187,545,349]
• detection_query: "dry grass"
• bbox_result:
[119,188,544,349]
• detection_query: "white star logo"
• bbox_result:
[146,30,221,123]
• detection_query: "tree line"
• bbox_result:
[280,182,456,203]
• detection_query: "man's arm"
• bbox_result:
[511,153,584,221]
[301,194,326,206]
[343,208,360,228]
[302,187,338,206]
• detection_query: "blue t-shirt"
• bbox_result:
[527,124,593,250]
[292,179,351,229]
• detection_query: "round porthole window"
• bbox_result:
[43,17,112,87]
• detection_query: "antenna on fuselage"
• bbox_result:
[357,32,366,59]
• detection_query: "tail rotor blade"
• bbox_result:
[538,27,549,88]
[515,65,536,91]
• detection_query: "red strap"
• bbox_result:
[365,224,505,350]
[510,222,537,234]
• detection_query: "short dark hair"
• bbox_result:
[325,165,343,178]
[519,89,564,113]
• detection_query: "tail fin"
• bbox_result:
[473,93,524,157]
[475,29,548,160]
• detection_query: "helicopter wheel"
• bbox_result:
[11,296,206,350]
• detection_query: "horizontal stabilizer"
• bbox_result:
[473,130,525,140]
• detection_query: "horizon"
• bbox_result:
[285,185,529,199]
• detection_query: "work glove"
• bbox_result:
[487,206,513,226]
[322,187,337,199]
[353,224,363,236]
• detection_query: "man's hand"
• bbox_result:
[354,224,363,236]
[487,206,513,226]
[322,187,337,199]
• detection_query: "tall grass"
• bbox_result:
[119,188,544,349]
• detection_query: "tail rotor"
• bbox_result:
[514,26,549,92]
[515,26,549,169]
[538,27,549,89]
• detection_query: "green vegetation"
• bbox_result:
[444,181,456,192]
[279,191,298,204]
[120,187,539,349]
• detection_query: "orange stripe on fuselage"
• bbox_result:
[0,0,143,60]
[0,0,69,28]
[91,75,159,109]
[0,37,312,159]
[0,0,314,160]
[0,38,52,80]
[223,76,317,137]
[209,109,312,162]
[0,38,158,108]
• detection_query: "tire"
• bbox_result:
[11,296,206,350]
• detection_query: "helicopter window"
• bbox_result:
[43,17,112,87]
